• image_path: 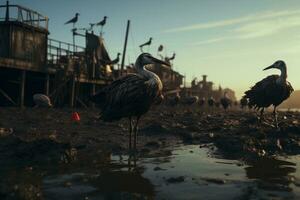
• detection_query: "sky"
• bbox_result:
[6,0,300,98]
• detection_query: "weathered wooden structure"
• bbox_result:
[0,1,113,107]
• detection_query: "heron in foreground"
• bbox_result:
[33,94,52,107]
[244,60,293,127]
[91,53,170,150]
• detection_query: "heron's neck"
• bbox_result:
[135,61,162,90]
[277,67,287,84]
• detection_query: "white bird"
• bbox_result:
[33,94,52,107]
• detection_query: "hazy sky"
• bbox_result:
[8,0,300,98]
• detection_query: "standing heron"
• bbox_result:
[65,13,79,27]
[244,60,293,127]
[139,37,152,52]
[90,53,170,150]
[220,92,232,111]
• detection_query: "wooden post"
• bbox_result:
[120,20,130,76]
[5,1,9,22]
[20,70,26,107]
[45,74,50,96]
[70,75,76,107]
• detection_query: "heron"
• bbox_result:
[65,13,79,27]
[33,94,52,107]
[244,60,293,127]
[220,92,232,111]
[139,37,152,52]
[90,53,170,150]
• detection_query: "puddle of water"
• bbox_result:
[40,145,300,200]
[1,145,300,200]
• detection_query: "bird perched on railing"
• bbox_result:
[208,97,215,107]
[139,37,152,52]
[240,97,248,109]
[33,94,52,107]
[65,13,79,27]
[90,53,170,151]
[96,16,107,34]
[220,92,232,111]
[244,60,293,127]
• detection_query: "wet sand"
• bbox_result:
[0,106,300,199]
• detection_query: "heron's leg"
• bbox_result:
[273,106,278,128]
[129,117,132,149]
[259,108,264,123]
[133,116,141,150]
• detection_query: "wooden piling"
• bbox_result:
[45,74,50,96]
[20,70,26,107]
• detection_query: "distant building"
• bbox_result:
[181,75,237,101]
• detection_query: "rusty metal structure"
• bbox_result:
[0,1,114,107]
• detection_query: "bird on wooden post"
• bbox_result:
[243,60,293,127]
[139,37,152,52]
[96,16,107,36]
[65,13,80,28]
[90,53,170,151]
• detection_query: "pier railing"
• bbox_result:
[47,38,85,65]
[0,1,48,30]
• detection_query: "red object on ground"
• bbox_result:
[71,112,80,122]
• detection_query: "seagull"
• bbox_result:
[65,13,80,27]
[90,53,170,151]
[244,60,293,127]
[139,37,152,52]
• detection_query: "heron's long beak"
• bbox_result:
[150,56,170,67]
[263,64,275,71]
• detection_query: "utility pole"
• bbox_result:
[120,20,130,76]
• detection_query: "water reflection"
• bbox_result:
[0,144,299,199]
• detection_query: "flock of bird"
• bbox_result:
[40,13,295,150]
[33,53,293,151]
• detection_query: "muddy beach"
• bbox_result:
[0,106,300,199]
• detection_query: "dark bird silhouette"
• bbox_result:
[220,92,232,110]
[97,16,108,26]
[181,96,199,105]
[198,97,205,107]
[96,16,107,34]
[208,97,215,107]
[244,60,294,127]
[65,13,79,27]
[90,53,170,150]
[240,97,248,109]
[158,45,164,52]
[166,94,180,106]
[139,37,152,52]
[33,94,52,107]
[110,53,121,65]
